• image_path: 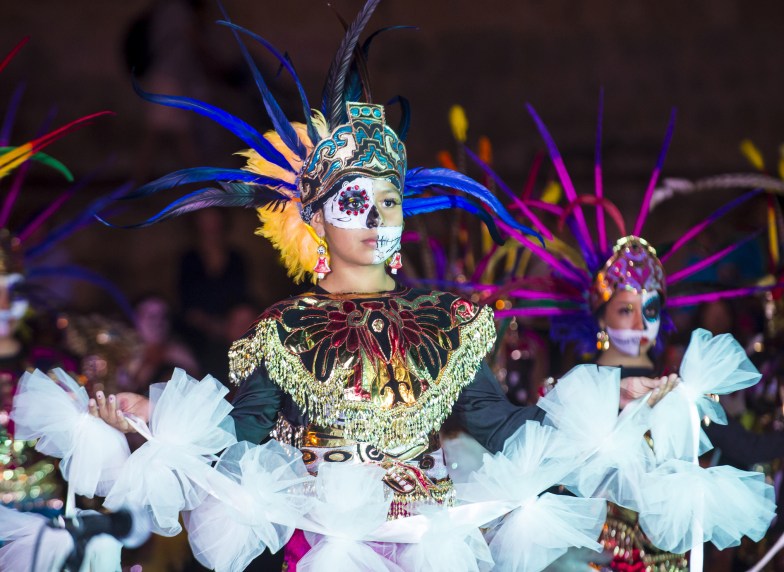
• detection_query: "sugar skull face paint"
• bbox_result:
[323,177,403,265]
[606,290,661,356]
[324,178,380,230]
[373,226,402,264]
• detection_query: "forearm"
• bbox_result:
[450,361,545,453]
[229,365,283,444]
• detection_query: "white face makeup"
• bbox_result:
[0,273,27,337]
[373,226,402,264]
[323,177,403,264]
[607,290,661,356]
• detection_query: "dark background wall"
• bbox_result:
[2,0,783,311]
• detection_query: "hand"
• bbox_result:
[620,373,679,408]
[88,390,150,433]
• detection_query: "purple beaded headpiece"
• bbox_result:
[591,236,666,311]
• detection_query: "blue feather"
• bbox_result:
[404,167,544,245]
[122,167,294,200]
[97,182,289,228]
[132,78,294,173]
[404,195,503,244]
[0,82,25,146]
[213,16,306,159]
[26,265,133,320]
[361,25,417,56]
[26,182,134,260]
[217,21,319,147]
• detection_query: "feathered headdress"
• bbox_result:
[106,0,540,283]
[446,93,775,354]
[0,38,130,317]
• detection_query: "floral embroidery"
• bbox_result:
[229,288,495,449]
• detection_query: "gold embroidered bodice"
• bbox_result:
[228,287,495,451]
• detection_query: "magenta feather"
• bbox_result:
[632,108,676,236]
[525,103,594,255]
[666,232,761,285]
[660,189,762,264]
[495,307,582,318]
[595,89,607,252]
[463,144,553,240]
[668,284,784,308]
[496,220,587,285]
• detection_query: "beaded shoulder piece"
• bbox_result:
[229,288,495,450]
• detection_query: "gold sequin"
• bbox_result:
[229,303,495,451]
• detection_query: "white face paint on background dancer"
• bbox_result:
[0,273,27,337]
[323,177,403,264]
[607,290,661,356]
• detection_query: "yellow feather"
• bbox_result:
[541,181,562,204]
[740,139,765,171]
[310,110,331,140]
[778,144,784,180]
[0,143,34,179]
[768,203,779,268]
[236,122,315,185]
[256,202,319,284]
[449,105,468,144]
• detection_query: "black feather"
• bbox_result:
[386,95,411,141]
[321,0,382,127]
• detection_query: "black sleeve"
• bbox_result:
[703,416,784,467]
[449,361,545,453]
[229,364,283,444]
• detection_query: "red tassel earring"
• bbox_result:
[388,251,402,275]
[313,241,331,279]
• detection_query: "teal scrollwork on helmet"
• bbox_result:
[298,102,407,221]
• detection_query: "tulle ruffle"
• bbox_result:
[649,328,761,462]
[387,506,494,572]
[10,368,130,497]
[0,505,123,572]
[184,440,314,572]
[456,422,606,572]
[104,369,237,535]
[536,364,654,509]
[0,505,73,571]
[638,459,775,554]
[485,493,606,572]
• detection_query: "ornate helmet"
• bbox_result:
[299,102,406,221]
[448,94,774,354]
[109,0,541,283]
[590,236,666,312]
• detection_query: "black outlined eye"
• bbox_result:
[382,198,400,208]
[643,295,661,322]
[338,185,370,215]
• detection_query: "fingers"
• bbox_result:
[96,390,109,419]
[92,391,133,432]
[88,397,99,417]
[647,374,680,407]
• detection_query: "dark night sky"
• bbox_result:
[2,0,783,307]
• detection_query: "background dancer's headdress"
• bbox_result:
[106,0,540,283]
[446,93,775,354]
[0,38,130,318]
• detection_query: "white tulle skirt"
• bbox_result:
[4,355,776,572]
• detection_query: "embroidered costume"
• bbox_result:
[452,96,779,571]
[0,6,776,572]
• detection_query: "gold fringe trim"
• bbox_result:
[229,306,496,450]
